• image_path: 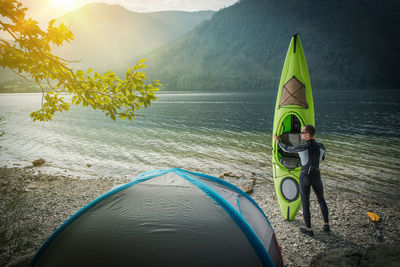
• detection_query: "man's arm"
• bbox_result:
[320,143,326,161]
[278,141,309,153]
[273,134,308,153]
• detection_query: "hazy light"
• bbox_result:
[51,0,78,11]
[14,0,238,26]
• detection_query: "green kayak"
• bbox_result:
[272,34,315,221]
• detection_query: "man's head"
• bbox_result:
[300,125,315,140]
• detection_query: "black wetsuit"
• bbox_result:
[278,139,329,228]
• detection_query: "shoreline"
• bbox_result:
[1,166,400,266]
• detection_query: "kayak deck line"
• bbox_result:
[279,76,308,109]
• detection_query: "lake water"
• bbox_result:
[0,90,400,201]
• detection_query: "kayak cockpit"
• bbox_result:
[278,114,304,169]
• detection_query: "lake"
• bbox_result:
[0,90,399,201]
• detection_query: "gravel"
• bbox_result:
[1,166,399,266]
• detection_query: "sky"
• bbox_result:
[18,0,239,25]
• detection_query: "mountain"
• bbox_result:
[0,3,214,92]
[143,0,400,91]
[53,3,214,71]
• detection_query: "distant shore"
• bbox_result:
[1,166,399,266]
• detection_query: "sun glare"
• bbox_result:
[52,0,77,10]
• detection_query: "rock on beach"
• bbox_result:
[32,159,45,167]
[310,242,400,266]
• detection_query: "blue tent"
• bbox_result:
[30,168,284,266]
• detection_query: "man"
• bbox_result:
[273,125,329,236]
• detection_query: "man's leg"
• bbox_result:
[311,172,329,224]
[299,173,312,229]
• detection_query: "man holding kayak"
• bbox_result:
[273,125,330,236]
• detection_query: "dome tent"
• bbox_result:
[30,168,284,267]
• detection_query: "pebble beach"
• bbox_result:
[1,165,400,266]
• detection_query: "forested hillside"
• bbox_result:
[143,0,400,91]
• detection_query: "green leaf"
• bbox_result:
[137,59,146,64]
[72,95,78,103]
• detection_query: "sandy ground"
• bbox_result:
[1,166,400,266]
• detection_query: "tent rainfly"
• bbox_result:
[29,168,284,267]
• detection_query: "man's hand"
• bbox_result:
[273,134,280,142]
